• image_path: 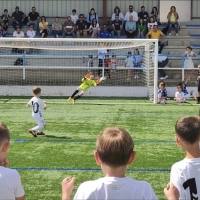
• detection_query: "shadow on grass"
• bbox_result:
[45,135,71,139]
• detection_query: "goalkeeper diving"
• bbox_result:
[67,72,106,104]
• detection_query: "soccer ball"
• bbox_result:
[100,76,106,82]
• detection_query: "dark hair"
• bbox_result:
[114,6,120,14]
[151,7,159,15]
[158,80,165,87]
[41,16,46,22]
[178,82,184,87]
[33,86,41,95]
[72,9,76,13]
[139,18,144,25]
[186,46,192,50]
[153,25,157,28]
[149,16,155,22]
[32,7,36,9]
[134,49,140,55]
[0,122,10,146]
[79,14,84,18]
[112,55,116,57]
[91,18,97,27]
[141,6,145,9]
[90,8,95,12]
[4,9,8,12]
[175,116,200,144]
[115,14,119,17]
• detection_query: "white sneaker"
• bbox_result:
[176,33,179,36]
[168,33,171,36]
[165,75,168,79]
[134,75,136,79]
[136,75,139,79]
[160,75,168,80]
[164,66,169,68]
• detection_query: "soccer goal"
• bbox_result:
[0,38,158,104]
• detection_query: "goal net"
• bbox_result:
[0,38,158,104]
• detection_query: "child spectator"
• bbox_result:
[26,86,47,137]
[125,51,134,81]
[196,64,200,104]
[1,9,9,31]
[147,17,157,31]
[174,84,186,103]
[157,80,168,104]
[86,18,100,38]
[183,46,196,69]
[110,55,117,79]
[62,127,158,200]
[70,9,78,24]
[0,122,25,200]
[98,47,108,76]
[137,18,146,38]
[133,49,142,79]
[104,55,111,79]
[168,116,200,199]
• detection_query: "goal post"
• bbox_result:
[0,38,158,103]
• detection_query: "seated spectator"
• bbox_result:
[147,17,157,31]
[125,15,136,38]
[146,25,165,54]
[137,18,146,38]
[27,25,36,38]
[124,5,138,22]
[99,24,111,38]
[111,6,124,21]
[86,18,100,38]
[27,7,39,33]
[70,9,78,24]
[13,27,24,37]
[167,6,179,36]
[138,6,149,23]
[1,9,9,31]
[39,16,49,38]
[12,6,26,30]
[111,15,122,38]
[86,8,98,28]
[52,17,62,38]
[63,16,76,38]
[76,14,87,38]
[0,25,6,37]
[150,7,160,25]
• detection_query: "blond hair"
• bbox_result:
[33,86,41,95]
[96,127,134,167]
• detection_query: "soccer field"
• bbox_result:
[0,98,199,200]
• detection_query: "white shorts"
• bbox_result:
[32,114,45,126]
[77,86,86,94]
[184,94,190,99]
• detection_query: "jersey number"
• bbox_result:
[183,178,198,200]
[33,102,39,113]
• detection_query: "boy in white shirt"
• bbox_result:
[26,86,47,137]
[0,122,25,200]
[168,116,200,199]
[62,127,158,200]
[70,9,79,24]
[13,27,24,37]
[174,84,186,103]
[125,51,134,81]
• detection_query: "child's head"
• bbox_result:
[90,74,94,80]
[175,116,200,147]
[33,86,41,97]
[158,80,165,89]
[95,127,135,168]
[134,49,140,55]
[88,55,93,59]
[112,55,116,59]
[177,85,182,92]
[0,122,10,162]
[139,18,144,24]
[149,17,154,22]
[72,9,76,15]
[186,46,192,53]
[4,9,8,14]
[105,55,109,59]
[127,51,132,57]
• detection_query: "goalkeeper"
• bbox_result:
[68,72,105,104]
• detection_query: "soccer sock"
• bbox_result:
[198,97,200,103]
[71,90,79,98]
[74,95,81,100]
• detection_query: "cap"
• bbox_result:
[15,6,19,9]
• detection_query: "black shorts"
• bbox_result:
[198,81,200,92]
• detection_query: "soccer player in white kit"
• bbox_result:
[26,87,47,137]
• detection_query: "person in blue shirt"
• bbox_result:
[157,80,169,104]
[125,15,136,38]
[99,24,111,38]
[133,49,142,79]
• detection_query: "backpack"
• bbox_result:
[14,58,23,66]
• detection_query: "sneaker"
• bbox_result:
[160,77,165,80]
[164,75,168,79]
[168,33,171,36]
[164,66,169,68]
[136,75,140,79]
[176,33,179,36]
[134,75,136,79]
[29,130,37,137]
[67,97,71,101]
[37,132,45,136]
[72,99,76,104]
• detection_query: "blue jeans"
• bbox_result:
[111,30,121,38]
[168,22,178,33]
[62,31,76,38]
[27,21,38,32]
[52,30,62,38]
[138,32,144,38]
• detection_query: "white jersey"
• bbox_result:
[0,167,25,200]
[125,56,134,68]
[70,14,79,24]
[175,91,185,99]
[170,157,200,199]
[74,177,158,200]
[98,49,108,59]
[27,97,45,116]
[110,59,117,70]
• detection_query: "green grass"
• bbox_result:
[0,98,199,200]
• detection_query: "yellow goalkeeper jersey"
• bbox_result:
[80,78,97,91]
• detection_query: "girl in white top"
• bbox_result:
[110,55,117,79]
[174,85,186,103]
[147,17,157,31]
[86,18,100,38]
[125,51,134,81]
[183,46,196,69]
[70,9,79,24]
[111,6,124,21]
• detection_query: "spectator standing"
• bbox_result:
[52,17,62,38]
[70,9,78,24]
[12,6,26,30]
[86,18,100,38]
[150,7,160,25]
[99,24,111,38]
[137,18,146,38]
[147,17,157,31]
[1,9,9,31]
[86,8,98,28]
[124,5,138,22]
[63,16,76,38]
[111,6,124,21]
[76,14,87,38]
[146,25,165,54]
[125,15,136,38]
[39,16,49,38]
[13,27,24,37]
[167,6,179,36]
[27,7,39,33]
[138,6,149,23]
[111,15,122,38]
[0,25,6,37]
